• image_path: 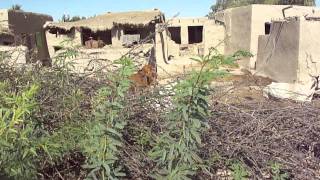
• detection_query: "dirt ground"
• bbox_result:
[211,71,320,107]
[157,56,201,80]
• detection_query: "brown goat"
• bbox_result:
[129,64,157,93]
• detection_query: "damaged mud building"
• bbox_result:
[43,10,224,76]
[153,17,225,78]
[0,9,52,65]
[44,10,165,57]
[42,10,166,74]
[215,4,320,101]
[155,17,224,62]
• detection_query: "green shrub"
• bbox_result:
[148,49,249,179]
[0,42,86,179]
[134,127,153,151]
[270,162,289,180]
[0,83,40,178]
[80,57,135,179]
[230,161,249,180]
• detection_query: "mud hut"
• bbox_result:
[44,9,165,56]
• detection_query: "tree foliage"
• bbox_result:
[61,14,86,22]
[208,0,315,17]
[10,4,22,11]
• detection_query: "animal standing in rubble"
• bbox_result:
[129,64,157,93]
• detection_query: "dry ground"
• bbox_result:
[204,73,320,179]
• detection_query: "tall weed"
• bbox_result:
[149,49,251,179]
[0,83,40,178]
[0,43,85,179]
[80,57,135,179]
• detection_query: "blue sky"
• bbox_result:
[0,0,214,21]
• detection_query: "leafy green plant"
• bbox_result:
[0,83,40,178]
[270,162,289,180]
[80,57,135,179]
[0,82,70,179]
[204,151,223,173]
[52,40,80,88]
[134,128,153,151]
[230,161,249,180]
[53,40,79,70]
[149,49,249,179]
[0,41,87,179]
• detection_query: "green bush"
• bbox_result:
[0,43,84,179]
[0,83,40,178]
[80,57,135,179]
[230,161,249,180]
[148,49,249,179]
[270,162,289,180]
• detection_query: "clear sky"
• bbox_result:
[0,0,214,21]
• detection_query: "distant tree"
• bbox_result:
[10,4,22,11]
[207,0,315,18]
[70,16,86,21]
[60,14,86,22]
[61,14,69,22]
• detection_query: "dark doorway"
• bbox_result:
[168,27,181,44]
[124,29,139,35]
[188,26,203,44]
[265,22,271,35]
[81,28,112,45]
[0,34,14,46]
[123,28,141,46]
[123,25,155,40]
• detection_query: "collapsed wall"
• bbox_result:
[256,19,300,83]
[256,17,320,101]
[155,18,225,78]
[0,9,53,65]
[8,10,52,64]
[215,4,320,70]
[257,18,320,84]
[45,27,82,57]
